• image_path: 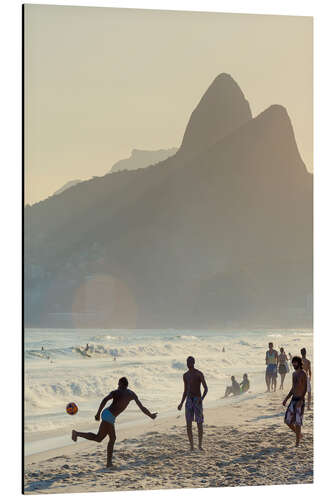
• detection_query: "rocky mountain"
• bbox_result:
[178,73,252,158]
[24,73,312,328]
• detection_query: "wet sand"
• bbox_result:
[24,392,313,494]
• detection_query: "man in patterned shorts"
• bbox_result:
[283,356,307,447]
[178,356,208,451]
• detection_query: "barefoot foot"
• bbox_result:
[296,433,303,447]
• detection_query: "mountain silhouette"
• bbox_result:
[24,74,312,328]
[53,179,82,196]
[179,73,252,158]
[110,148,178,173]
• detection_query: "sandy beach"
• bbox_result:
[24,391,313,494]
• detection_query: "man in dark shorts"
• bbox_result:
[265,342,278,392]
[283,356,307,447]
[177,356,208,451]
[72,377,157,468]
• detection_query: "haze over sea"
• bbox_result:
[24,328,312,456]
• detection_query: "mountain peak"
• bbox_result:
[260,104,289,120]
[178,73,252,157]
[254,104,301,158]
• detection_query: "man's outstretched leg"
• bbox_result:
[186,423,194,451]
[72,420,109,443]
[106,425,116,468]
[197,423,203,451]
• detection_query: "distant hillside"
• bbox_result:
[53,180,82,196]
[47,149,177,203]
[109,148,178,173]
[25,73,312,329]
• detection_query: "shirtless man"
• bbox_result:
[283,356,307,447]
[72,377,157,468]
[265,342,278,392]
[177,356,208,451]
[300,347,312,410]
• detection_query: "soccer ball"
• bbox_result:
[66,402,78,415]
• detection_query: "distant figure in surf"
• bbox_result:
[265,342,278,392]
[300,347,312,410]
[224,376,241,397]
[41,346,49,359]
[222,346,225,353]
[278,347,288,390]
[72,377,157,468]
[240,373,250,394]
[84,343,89,352]
[283,356,307,447]
[177,356,208,451]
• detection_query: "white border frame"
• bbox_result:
[1,1,332,499]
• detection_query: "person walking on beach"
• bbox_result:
[224,375,241,397]
[177,356,208,451]
[72,377,157,468]
[278,347,288,390]
[265,342,278,392]
[283,356,307,447]
[300,347,312,410]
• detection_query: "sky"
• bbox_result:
[24,5,313,205]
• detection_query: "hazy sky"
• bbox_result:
[24,5,312,205]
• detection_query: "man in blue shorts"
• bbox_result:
[72,377,157,468]
[177,356,208,451]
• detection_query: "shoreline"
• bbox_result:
[24,384,267,458]
[24,391,313,493]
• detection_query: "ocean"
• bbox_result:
[24,328,313,456]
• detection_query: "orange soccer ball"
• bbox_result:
[66,402,78,415]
